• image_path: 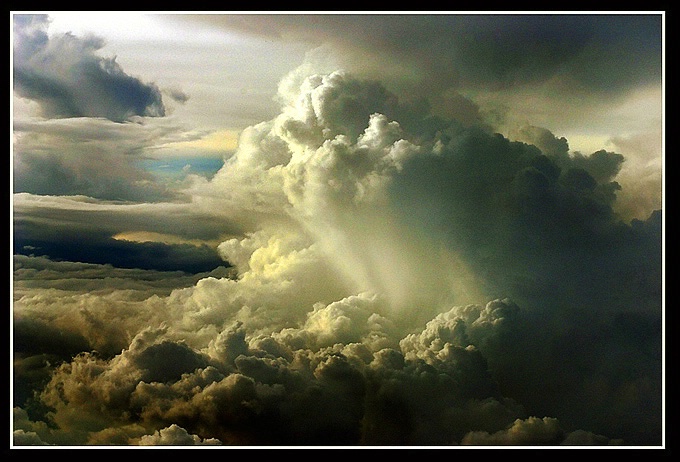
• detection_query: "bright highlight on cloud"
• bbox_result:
[12,13,663,448]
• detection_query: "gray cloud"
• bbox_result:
[13,193,248,274]
[13,254,232,297]
[13,14,165,122]
[11,108,216,202]
[12,104,231,202]
[13,149,170,202]
[180,14,661,99]
[166,88,190,104]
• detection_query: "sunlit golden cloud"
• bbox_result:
[153,129,239,156]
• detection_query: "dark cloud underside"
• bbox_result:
[14,234,225,274]
[186,13,662,95]
[13,14,165,122]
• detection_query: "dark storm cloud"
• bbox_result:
[183,13,661,97]
[381,99,663,446]
[14,233,225,274]
[13,14,165,122]
[13,193,242,274]
[388,124,660,315]
[12,69,663,447]
[254,71,663,443]
[13,217,225,274]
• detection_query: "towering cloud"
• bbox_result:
[198,13,662,223]
[13,68,662,446]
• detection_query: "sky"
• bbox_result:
[11,11,664,448]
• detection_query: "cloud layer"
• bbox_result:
[13,69,662,446]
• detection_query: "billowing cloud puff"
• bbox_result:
[138,424,221,445]
[13,299,522,445]
[13,14,165,122]
[461,416,623,445]
[12,69,662,446]
[13,429,51,446]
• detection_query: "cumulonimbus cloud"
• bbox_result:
[13,69,662,446]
